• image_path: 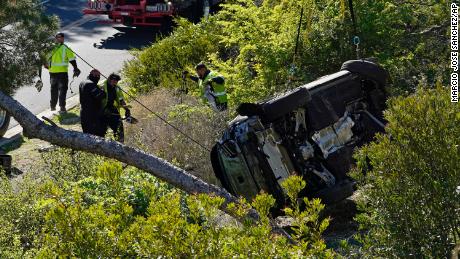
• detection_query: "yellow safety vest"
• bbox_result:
[100,80,125,112]
[48,44,76,73]
[199,71,227,104]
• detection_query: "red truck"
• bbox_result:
[83,0,174,28]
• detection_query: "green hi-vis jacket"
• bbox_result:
[100,80,125,112]
[48,44,76,73]
[199,71,227,104]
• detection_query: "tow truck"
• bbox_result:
[83,0,222,28]
[83,0,174,28]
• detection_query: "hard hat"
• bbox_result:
[55,32,65,38]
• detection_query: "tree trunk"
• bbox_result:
[0,90,240,203]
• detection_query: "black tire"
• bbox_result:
[261,86,311,122]
[0,109,10,138]
[314,178,357,204]
[340,59,389,87]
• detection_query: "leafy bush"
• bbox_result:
[35,170,333,258]
[0,175,46,258]
[1,148,334,257]
[41,149,103,184]
[351,86,460,257]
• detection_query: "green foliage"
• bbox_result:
[0,0,58,94]
[1,148,333,257]
[282,176,330,250]
[36,173,333,258]
[41,149,103,183]
[36,162,172,257]
[124,18,219,92]
[351,86,460,257]
[0,175,45,258]
[353,0,449,94]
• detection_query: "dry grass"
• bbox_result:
[125,88,230,185]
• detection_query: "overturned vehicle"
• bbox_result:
[211,60,388,207]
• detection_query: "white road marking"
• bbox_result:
[61,16,98,31]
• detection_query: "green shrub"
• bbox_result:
[352,86,460,257]
[36,166,333,258]
[1,147,334,257]
[0,174,48,258]
[41,149,103,184]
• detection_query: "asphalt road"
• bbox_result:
[9,0,158,128]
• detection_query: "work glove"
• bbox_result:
[124,108,131,118]
[35,80,43,92]
[73,68,81,78]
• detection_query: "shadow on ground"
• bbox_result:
[93,26,161,50]
[4,167,25,179]
[44,0,88,27]
[322,198,361,249]
[57,111,81,125]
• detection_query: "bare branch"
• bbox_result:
[410,22,449,36]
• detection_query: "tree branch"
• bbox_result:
[410,22,449,36]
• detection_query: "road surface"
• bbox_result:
[9,0,157,128]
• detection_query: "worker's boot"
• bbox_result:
[59,106,67,114]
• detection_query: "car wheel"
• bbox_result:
[341,59,389,87]
[0,109,11,138]
[261,87,311,122]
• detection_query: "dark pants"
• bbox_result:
[50,72,69,109]
[80,111,106,137]
[105,112,124,143]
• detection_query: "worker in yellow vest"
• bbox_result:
[100,73,131,143]
[183,63,227,111]
[44,32,81,113]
